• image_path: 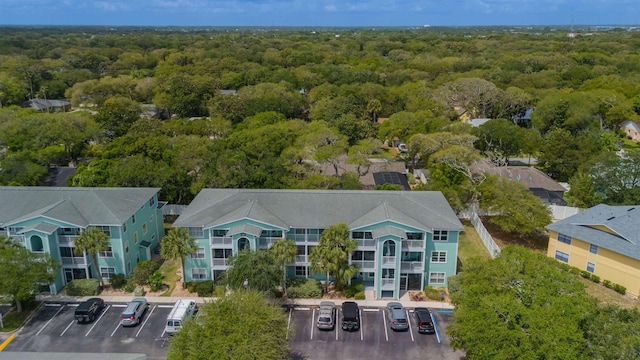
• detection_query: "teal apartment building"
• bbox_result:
[0,187,164,294]
[174,189,464,299]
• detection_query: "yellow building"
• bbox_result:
[546,204,640,297]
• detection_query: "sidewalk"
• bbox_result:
[36,294,454,310]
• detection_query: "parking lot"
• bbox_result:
[5,301,172,359]
[288,306,465,360]
[4,301,464,360]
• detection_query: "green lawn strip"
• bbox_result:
[457,220,491,271]
[0,311,30,332]
[159,257,180,296]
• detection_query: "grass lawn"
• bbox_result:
[621,138,640,151]
[159,257,180,296]
[580,277,640,310]
[457,220,491,271]
[0,311,30,332]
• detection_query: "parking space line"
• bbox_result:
[295,307,310,311]
[406,310,414,342]
[136,305,156,338]
[157,305,173,309]
[431,312,442,344]
[110,319,121,337]
[382,310,388,342]
[44,303,63,307]
[111,304,127,308]
[310,309,315,340]
[37,304,65,336]
[60,319,75,337]
[86,305,110,336]
[363,308,379,312]
[335,309,339,341]
[286,308,292,340]
[359,308,363,341]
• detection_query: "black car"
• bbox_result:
[75,298,105,324]
[414,307,435,334]
[341,301,360,331]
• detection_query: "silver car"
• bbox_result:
[316,301,336,330]
[386,302,409,331]
[120,298,149,326]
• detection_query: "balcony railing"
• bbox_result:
[401,261,423,271]
[10,235,25,244]
[61,256,86,265]
[212,258,229,266]
[381,278,395,287]
[210,237,233,247]
[403,240,424,249]
[352,260,375,270]
[295,255,308,263]
[58,235,78,245]
[356,239,376,248]
[257,238,277,249]
[382,256,396,265]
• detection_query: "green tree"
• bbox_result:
[95,96,141,139]
[472,119,529,165]
[0,238,59,312]
[225,249,281,292]
[309,223,358,293]
[448,246,596,360]
[74,227,110,287]
[573,150,640,205]
[477,175,552,237]
[268,239,297,297]
[167,289,289,360]
[580,305,640,360]
[161,228,197,289]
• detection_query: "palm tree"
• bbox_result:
[269,239,297,297]
[161,228,197,289]
[74,227,110,287]
[309,223,357,294]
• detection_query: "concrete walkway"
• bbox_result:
[35,294,454,310]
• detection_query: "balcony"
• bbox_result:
[295,255,308,264]
[356,239,376,248]
[381,256,396,267]
[61,256,87,265]
[210,237,232,247]
[403,240,424,249]
[58,235,78,246]
[381,278,395,289]
[400,261,423,272]
[257,237,277,250]
[352,260,375,270]
[9,235,25,245]
[212,258,229,267]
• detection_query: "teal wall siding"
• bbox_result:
[424,230,460,287]
[184,238,211,282]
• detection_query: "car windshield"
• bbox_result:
[396,319,407,323]
[122,313,134,318]
[319,317,332,323]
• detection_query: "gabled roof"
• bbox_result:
[620,120,640,132]
[0,187,160,227]
[546,204,640,261]
[21,98,71,111]
[473,160,566,192]
[17,221,59,235]
[174,189,464,233]
[372,225,407,239]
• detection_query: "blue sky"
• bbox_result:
[0,0,638,27]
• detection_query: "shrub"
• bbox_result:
[287,278,322,298]
[110,274,127,289]
[270,288,283,298]
[213,285,226,298]
[590,274,600,283]
[344,282,363,298]
[148,271,164,292]
[122,275,136,293]
[133,260,160,286]
[186,282,198,293]
[423,286,445,301]
[354,291,365,300]
[196,280,214,297]
[603,280,613,289]
[580,271,591,279]
[66,279,101,296]
[613,284,626,295]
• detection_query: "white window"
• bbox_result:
[95,226,111,237]
[100,267,116,280]
[191,247,206,259]
[98,246,114,258]
[123,223,127,233]
[433,230,448,242]
[429,272,446,285]
[295,266,307,276]
[431,251,447,263]
[133,232,138,244]
[189,227,204,238]
[192,268,207,280]
[142,223,147,234]
[125,241,129,253]
[149,197,155,207]
[586,262,595,273]
[132,214,136,224]
[558,233,572,245]
[589,244,598,254]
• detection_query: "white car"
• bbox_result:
[398,143,408,153]
[316,301,336,330]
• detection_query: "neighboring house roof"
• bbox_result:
[317,157,407,188]
[0,187,160,228]
[372,172,411,191]
[174,189,464,233]
[546,204,640,261]
[620,120,640,132]
[220,90,237,96]
[21,99,71,111]
[468,118,491,127]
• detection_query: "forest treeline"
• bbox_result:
[1,27,640,216]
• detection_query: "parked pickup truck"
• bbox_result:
[75,298,105,324]
[341,301,360,331]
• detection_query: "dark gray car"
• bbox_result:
[120,298,149,326]
[386,302,409,331]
